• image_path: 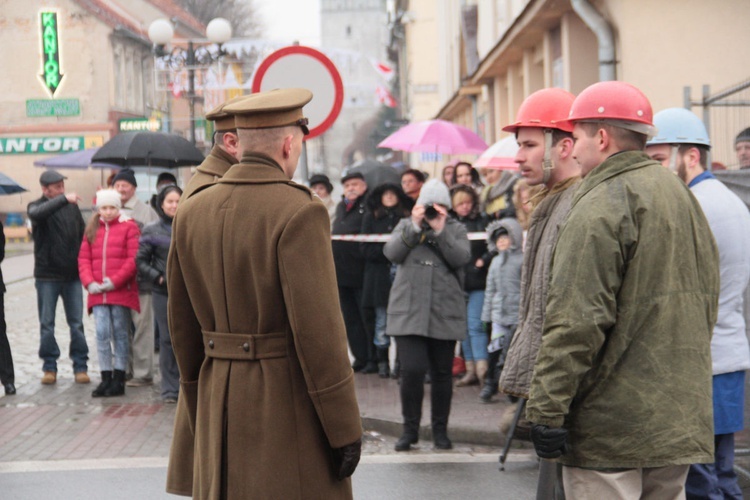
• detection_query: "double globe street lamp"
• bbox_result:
[148,18,233,145]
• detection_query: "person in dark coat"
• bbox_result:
[332,171,372,372]
[27,170,89,385]
[360,183,413,378]
[0,220,14,395]
[149,171,177,216]
[136,184,183,403]
[450,184,493,387]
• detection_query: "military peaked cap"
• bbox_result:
[205,95,254,132]
[224,88,313,132]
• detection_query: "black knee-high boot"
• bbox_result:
[430,367,453,450]
[395,369,423,451]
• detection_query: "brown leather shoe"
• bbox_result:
[125,378,153,387]
[41,371,57,385]
[75,372,91,384]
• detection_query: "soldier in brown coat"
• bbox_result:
[166,88,363,499]
[181,95,251,199]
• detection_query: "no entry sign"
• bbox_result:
[252,46,344,140]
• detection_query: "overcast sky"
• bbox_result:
[254,0,322,46]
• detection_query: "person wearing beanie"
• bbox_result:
[309,173,336,224]
[27,170,90,385]
[79,189,140,398]
[735,127,750,169]
[384,178,471,451]
[137,185,184,404]
[112,168,158,387]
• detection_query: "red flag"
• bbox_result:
[376,85,397,108]
[371,59,395,82]
[169,72,183,98]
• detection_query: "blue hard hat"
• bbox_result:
[647,108,711,148]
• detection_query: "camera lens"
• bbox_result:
[424,204,438,220]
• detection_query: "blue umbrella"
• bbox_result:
[0,172,27,195]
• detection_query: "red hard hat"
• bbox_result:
[502,88,576,134]
[562,81,654,127]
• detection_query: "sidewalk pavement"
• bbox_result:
[0,246,516,467]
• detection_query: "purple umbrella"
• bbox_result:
[32,147,121,170]
[378,119,488,155]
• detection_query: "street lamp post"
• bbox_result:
[148,18,232,146]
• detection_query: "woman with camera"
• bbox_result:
[384,180,471,451]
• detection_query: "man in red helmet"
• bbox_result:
[526,81,719,499]
[496,88,580,499]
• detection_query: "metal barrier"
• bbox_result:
[685,78,750,170]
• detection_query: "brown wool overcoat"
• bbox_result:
[181,144,237,199]
[166,153,362,499]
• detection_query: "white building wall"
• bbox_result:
[320,0,390,175]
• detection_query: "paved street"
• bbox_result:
[2,456,539,499]
[0,244,539,498]
[4,241,750,498]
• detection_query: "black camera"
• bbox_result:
[423,203,439,221]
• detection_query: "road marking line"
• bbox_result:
[361,452,536,464]
[0,452,537,473]
[0,457,168,473]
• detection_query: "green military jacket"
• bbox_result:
[527,151,719,469]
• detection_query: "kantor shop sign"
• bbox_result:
[0,137,84,154]
[119,118,162,132]
[39,11,64,97]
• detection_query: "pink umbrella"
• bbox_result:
[378,119,488,155]
[475,136,519,170]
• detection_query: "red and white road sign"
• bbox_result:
[252,46,344,140]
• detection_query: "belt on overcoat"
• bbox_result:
[202,330,288,360]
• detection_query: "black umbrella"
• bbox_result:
[91,132,204,168]
[348,159,401,188]
[0,172,27,195]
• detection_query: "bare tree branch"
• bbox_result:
[174,0,264,38]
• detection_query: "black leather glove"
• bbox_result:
[530,424,568,459]
[332,438,362,480]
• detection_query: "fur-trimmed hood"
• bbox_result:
[365,183,413,218]
[485,217,523,253]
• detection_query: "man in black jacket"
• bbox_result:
[27,171,89,385]
[332,171,373,372]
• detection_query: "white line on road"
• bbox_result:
[0,457,168,473]
[0,452,537,473]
